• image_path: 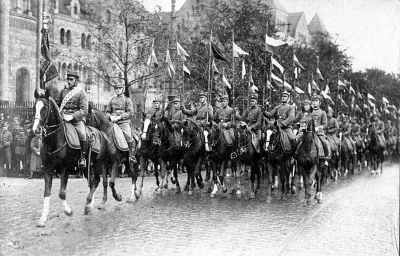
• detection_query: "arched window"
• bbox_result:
[66,30,72,46]
[81,33,86,49]
[22,0,29,14]
[86,35,92,50]
[60,28,65,45]
[73,63,79,71]
[73,4,78,15]
[67,63,72,74]
[61,63,66,80]
[15,68,30,102]
[105,10,111,23]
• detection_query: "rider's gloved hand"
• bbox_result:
[180,106,184,111]
[222,122,228,128]
[63,114,74,121]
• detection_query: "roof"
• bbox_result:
[262,0,288,14]
[308,13,327,34]
[287,12,303,32]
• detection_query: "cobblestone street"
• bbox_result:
[0,163,399,256]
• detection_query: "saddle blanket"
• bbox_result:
[173,130,184,149]
[132,129,140,142]
[251,131,261,153]
[222,129,234,146]
[64,123,81,150]
[342,137,354,152]
[112,123,129,151]
[279,129,292,153]
[327,135,338,152]
[87,126,102,154]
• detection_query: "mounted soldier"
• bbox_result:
[369,113,386,150]
[350,117,364,149]
[214,94,235,144]
[326,106,340,156]
[239,93,262,153]
[56,70,88,167]
[339,112,356,155]
[181,91,213,126]
[293,98,312,136]
[263,90,296,150]
[168,95,185,130]
[106,83,135,162]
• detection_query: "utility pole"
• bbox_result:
[169,0,176,98]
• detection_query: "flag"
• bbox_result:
[266,80,272,89]
[349,85,355,95]
[368,99,375,108]
[294,86,304,94]
[265,34,287,55]
[183,63,190,77]
[315,68,324,81]
[339,95,348,107]
[271,57,284,73]
[241,59,246,79]
[338,79,347,91]
[312,79,320,91]
[357,91,363,99]
[40,28,59,83]
[146,48,159,67]
[233,42,249,57]
[355,104,362,113]
[367,93,375,101]
[321,85,333,104]
[283,81,292,91]
[382,97,389,105]
[211,43,228,62]
[293,54,305,70]
[212,59,220,80]
[324,84,330,95]
[165,49,175,77]
[307,82,312,96]
[271,72,283,85]
[294,67,299,79]
[177,41,189,61]
[221,74,231,89]
[249,74,258,93]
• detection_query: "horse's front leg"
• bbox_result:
[59,166,73,216]
[249,163,256,199]
[219,161,228,194]
[159,160,168,192]
[173,163,181,193]
[210,160,219,198]
[37,166,53,227]
[85,162,101,215]
[195,156,204,190]
[98,163,108,209]
[109,161,122,201]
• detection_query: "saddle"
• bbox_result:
[222,129,234,146]
[64,123,81,150]
[279,129,292,153]
[172,130,184,149]
[132,129,141,149]
[111,123,129,151]
[86,126,102,153]
[342,136,354,151]
[251,131,261,153]
[295,134,325,159]
[327,135,338,152]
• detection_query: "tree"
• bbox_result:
[65,0,169,97]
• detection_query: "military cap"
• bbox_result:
[172,95,181,102]
[303,99,311,105]
[115,84,124,88]
[281,90,291,97]
[220,94,229,101]
[311,93,322,101]
[249,93,258,100]
[67,70,79,79]
[198,91,207,98]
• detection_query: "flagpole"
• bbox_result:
[36,0,43,91]
[207,30,213,103]
[292,48,296,101]
[232,30,235,108]
[336,73,339,111]
[263,22,268,109]
[269,54,273,104]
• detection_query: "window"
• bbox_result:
[60,28,65,45]
[22,0,29,14]
[106,10,111,23]
[73,5,78,15]
[16,68,30,102]
[86,35,92,50]
[66,30,72,46]
[67,63,72,74]
[81,33,86,49]
[61,63,66,80]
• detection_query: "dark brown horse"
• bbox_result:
[86,106,140,203]
[366,126,384,174]
[181,119,205,195]
[296,119,327,205]
[203,121,234,198]
[339,133,356,176]
[33,92,109,227]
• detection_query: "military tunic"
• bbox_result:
[241,105,262,130]
[264,103,296,142]
[293,111,312,130]
[56,86,88,141]
[326,116,340,153]
[370,119,386,148]
[0,129,12,170]
[14,131,29,172]
[146,107,164,122]
[182,103,214,125]
[215,105,235,141]
[30,136,42,172]
[106,94,134,142]
[310,108,331,158]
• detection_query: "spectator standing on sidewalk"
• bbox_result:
[0,122,12,177]
[29,128,42,179]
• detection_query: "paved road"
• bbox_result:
[0,163,399,256]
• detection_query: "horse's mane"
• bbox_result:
[48,97,63,121]
[161,116,173,132]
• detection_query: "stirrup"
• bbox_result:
[129,156,137,163]
[230,152,237,159]
[78,158,86,168]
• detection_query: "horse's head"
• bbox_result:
[302,119,315,133]
[236,122,251,155]
[264,127,275,152]
[33,89,60,133]
[86,104,111,131]
[153,117,172,146]
[181,119,199,149]
[203,121,219,152]
[141,117,157,143]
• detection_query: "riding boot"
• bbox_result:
[127,141,136,163]
[79,140,88,167]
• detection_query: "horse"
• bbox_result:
[181,119,205,195]
[203,121,234,198]
[263,121,294,201]
[152,116,186,193]
[366,126,384,174]
[86,105,140,203]
[235,123,263,199]
[296,119,327,205]
[339,133,356,176]
[32,91,109,227]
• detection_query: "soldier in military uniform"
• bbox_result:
[23,120,35,175]
[29,128,42,179]
[14,125,29,176]
[106,83,135,162]
[0,122,12,177]
[293,98,312,134]
[309,94,331,166]
[167,95,185,129]
[181,91,213,126]
[238,93,262,152]
[326,106,340,156]
[350,117,364,149]
[263,90,296,148]
[339,113,357,155]
[370,113,386,150]
[214,94,235,142]
[56,70,88,167]
[10,117,21,173]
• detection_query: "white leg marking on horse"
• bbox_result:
[62,200,72,215]
[33,101,44,132]
[211,184,218,197]
[38,196,50,226]
[204,130,211,152]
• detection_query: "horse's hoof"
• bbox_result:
[134,190,141,200]
[291,186,296,194]
[36,219,46,228]
[306,200,312,206]
[176,187,181,194]
[184,184,189,191]
[207,187,213,193]
[210,193,216,198]
[97,203,105,210]
[114,194,122,202]
[188,191,194,196]
[64,208,73,217]
[84,205,92,215]
[198,182,205,190]
[230,188,237,195]
[249,191,255,199]
[317,199,323,204]
[222,187,228,193]
[171,177,176,184]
